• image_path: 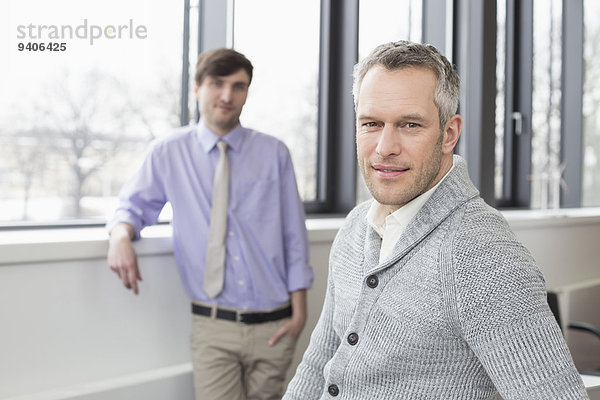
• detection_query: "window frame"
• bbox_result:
[476,0,586,209]
[561,0,584,208]
[4,0,594,230]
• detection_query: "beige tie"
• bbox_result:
[203,141,229,298]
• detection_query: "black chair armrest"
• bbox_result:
[569,322,600,340]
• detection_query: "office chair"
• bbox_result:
[547,291,600,376]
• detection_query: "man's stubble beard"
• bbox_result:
[360,134,444,208]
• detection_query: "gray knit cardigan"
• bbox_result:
[284,155,588,400]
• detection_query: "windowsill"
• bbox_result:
[500,207,600,228]
[0,218,345,266]
[1,208,600,266]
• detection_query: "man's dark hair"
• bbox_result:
[195,48,254,87]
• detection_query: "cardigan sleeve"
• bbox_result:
[284,281,339,398]
[451,204,588,400]
[282,219,351,399]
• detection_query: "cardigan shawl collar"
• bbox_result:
[364,154,480,276]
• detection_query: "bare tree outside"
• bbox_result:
[280,76,318,200]
[35,71,127,218]
[233,0,321,202]
[583,1,600,207]
[0,68,180,221]
[2,131,49,220]
[531,0,563,210]
[0,0,184,224]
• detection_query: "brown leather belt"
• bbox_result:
[191,303,292,324]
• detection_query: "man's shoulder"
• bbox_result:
[457,197,512,238]
[349,199,372,220]
[243,127,286,147]
[240,128,293,165]
[147,125,196,153]
[159,125,196,144]
[328,201,372,264]
[450,197,537,278]
[335,200,372,237]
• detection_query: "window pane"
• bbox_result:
[231,0,320,201]
[358,0,422,60]
[356,0,422,204]
[583,0,600,206]
[495,0,506,200]
[0,0,183,223]
[531,0,562,209]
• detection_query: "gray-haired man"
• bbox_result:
[283,40,587,399]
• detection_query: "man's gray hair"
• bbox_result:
[352,40,460,130]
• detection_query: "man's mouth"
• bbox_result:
[372,164,409,178]
[217,104,233,112]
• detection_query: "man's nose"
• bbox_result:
[220,86,233,102]
[375,125,401,157]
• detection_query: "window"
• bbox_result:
[358,0,422,59]
[495,0,506,201]
[4,0,597,228]
[493,0,594,209]
[231,0,321,201]
[583,0,600,206]
[530,0,563,209]
[492,0,528,208]
[0,0,184,224]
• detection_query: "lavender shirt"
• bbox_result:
[108,122,314,310]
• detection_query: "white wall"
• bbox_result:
[504,209,600,290]
[0,246,193,399]
[0,221,338,400]
[0,211,599,399]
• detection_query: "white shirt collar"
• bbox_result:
[366,162,455,262]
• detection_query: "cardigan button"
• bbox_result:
[347,332,358,345]
[366,275,379,288]
[328,384,339,396]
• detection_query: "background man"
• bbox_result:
[107,48,313,400]
[283,41,587,399]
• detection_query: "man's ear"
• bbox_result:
[442,114,462,154]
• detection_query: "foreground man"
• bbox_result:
[108,48,313,400]
[283,41,587,399]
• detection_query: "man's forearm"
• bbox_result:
[290,289,307,322]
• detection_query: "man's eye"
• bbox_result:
[363,122,378,127]
[406,122,420,128]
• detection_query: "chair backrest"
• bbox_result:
[547,291,562,329]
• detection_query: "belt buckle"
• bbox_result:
[236,310,243,323]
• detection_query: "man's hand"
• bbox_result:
[268,289,307,346]
[108,223,142,295]
[268,315,306,346]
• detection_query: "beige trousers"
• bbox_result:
[190,314,297,400]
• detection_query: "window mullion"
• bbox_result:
[313,0,359,214]
[560,0,584,207]
[512,0,534,208]
[454,0,497,206]
[180,0,191,127]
